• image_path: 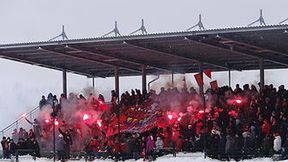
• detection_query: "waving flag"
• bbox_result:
[204,69,212,79]
[194,73,204,86]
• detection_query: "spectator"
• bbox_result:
[26,137,40,158]
[9,139,16,156]
[59,93,66,105]
[132,134,141,160]
[261,135,273,156]
[273,133,282,153]
[53,95,58,108]
[127,135,135,158]
[58,128,72,159]
[39,96,47,109]
[234,84,243,94]
[111,90,118,105]
[98,94,105,102]
[225,132,235,160]
[155,137,164,156]
[146,135,155,158]
[262,119,271,136]
[56,134,65,162]
[16,138,26,155]
[79,94,86,100]
[28,129,36,139]
[47,93,54,106]
[1,137,9,159]
[25,118,41,140]
[11,129,19,143]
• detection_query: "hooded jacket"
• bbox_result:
[273,135,282,152]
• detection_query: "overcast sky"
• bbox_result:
[0,0,288,130]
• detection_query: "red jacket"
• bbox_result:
[262,122,271,135]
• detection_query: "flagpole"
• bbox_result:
[197,62,207,159]
[117,97,121,161]
[51,103,57,162]
[202,90,207,159]
[200,75,207,159]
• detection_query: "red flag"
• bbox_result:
[210,80,218,90]
[204,69,212,79]
[194,73,204,86]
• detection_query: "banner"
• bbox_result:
[194,73,204,86]
[204,69,212,79]
[210,80,218,90]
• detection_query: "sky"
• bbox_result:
[0,0,288,131]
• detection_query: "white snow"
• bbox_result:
[0,152,286,162]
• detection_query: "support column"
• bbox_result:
[198,62,204,95]
[171,72,174,88]
[92,77,95,89]
[114,66,120,99]
[62,69,67,98]
[228,70,231,87]
[142,65,147,94]
[259,58,264,90]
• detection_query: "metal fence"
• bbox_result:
[0,106,39,137]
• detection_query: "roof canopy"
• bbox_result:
[1,24,288,78]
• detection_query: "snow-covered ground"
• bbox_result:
[0,152,286,162]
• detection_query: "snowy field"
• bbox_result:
[0,152,286,162]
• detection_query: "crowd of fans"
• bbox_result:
[1,129,40,159]
[2,83,288,161]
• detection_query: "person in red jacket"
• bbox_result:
[262,119,271,136]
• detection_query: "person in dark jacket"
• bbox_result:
[218,133,226,160]
[261,135,273,157]
[133,134,141,160]
[30,138,40,157]
[242,131,254,158]
[127,135,135,158]
[208,130,220,159]
[9,139,17,156]
[56,134,66,162]
[1,136,9,159]
[39,96,47,109]
[16,138,27,156]
[182,124,195,152]
[233,135,243,161]
[59,128,72,159]
[225,133,235,161]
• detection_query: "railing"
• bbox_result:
[0,101,113,137]
[15,149,37,162]
[0,106,39,137]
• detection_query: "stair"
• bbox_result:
[0,106,39,137]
